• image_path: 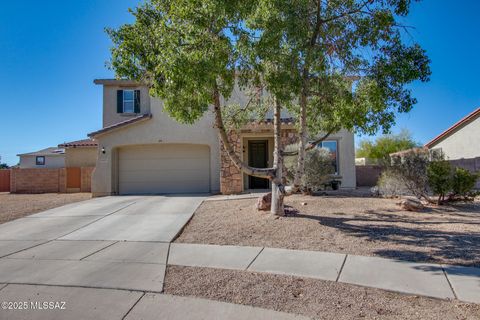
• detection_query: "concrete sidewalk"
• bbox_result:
[168,243,480,304]
[0,284,307,320]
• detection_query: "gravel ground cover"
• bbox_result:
[0,193,91,224]
[164,265,480,320]
[176,194,480,267]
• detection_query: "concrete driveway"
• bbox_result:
[0,195,207,319]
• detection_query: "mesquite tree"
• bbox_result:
[106,0,288,215]
[242,0,431,189]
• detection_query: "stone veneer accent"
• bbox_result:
[220,125,298,195]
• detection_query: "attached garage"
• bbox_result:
[118,144,210,194]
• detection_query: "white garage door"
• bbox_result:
[118,144,210,194]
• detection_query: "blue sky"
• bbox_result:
[0,1,479,165]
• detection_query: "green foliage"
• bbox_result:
[284,144,334,190]
[385,151,479,202]
[357,129,419,162]
[0,163,8,169]
[106,0,248,124]
[107,0,430,134]
[452,168,478,197]
[427,160,453,202]
[244,0,431,136]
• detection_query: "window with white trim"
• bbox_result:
[318,140,339,174]
[123,90,135,113]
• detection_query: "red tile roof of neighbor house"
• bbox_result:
[425,107,480,148]
[59,139,98,148]
[88,113,153,138]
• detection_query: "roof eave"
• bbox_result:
[88,114,152,138]
[93,79,146,86]
[425,107,480,148]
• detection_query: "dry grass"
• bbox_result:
[165,265,480,320]
[176,194,480,267]
[0,193,92,224]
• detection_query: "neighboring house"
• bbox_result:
[425,107,480,160]
[17,147,65,169]
[89,79,356,196]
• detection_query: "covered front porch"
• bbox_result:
[219,121,298,195]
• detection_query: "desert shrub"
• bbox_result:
[376,169,408,197]
[427,160,453,203]
[378,149,478,203]
[284,144,335,191]
[452,168,478,197]
[389,150,430,200]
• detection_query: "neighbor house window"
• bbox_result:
[318,140,339,174]
[36,156,45,166]
[123,90,135,113]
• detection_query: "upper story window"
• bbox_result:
[123,90,135,113]
[36,156,45,166]
[318,140,339,174]
[117,89,140,114]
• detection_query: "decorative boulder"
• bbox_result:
[399,198,424,212]
[256,192,272,211]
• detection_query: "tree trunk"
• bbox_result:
[213,85,275,179]
[293,90,308,191]
[271,99,285,216]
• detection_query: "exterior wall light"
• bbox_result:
[101,147,106,154]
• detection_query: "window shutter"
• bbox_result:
[134,90,141,113]
[117,90,124,113]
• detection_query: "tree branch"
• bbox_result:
[281,128,335,156]
[213,84,275,179]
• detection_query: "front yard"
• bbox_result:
[175,194,480,267]
[0,193,92,224]
[167,193,480,319]
[164,265,480,320]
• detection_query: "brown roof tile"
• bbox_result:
[59,139,98,148]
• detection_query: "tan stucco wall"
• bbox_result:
[65,147,97,168]
[325,129,356,189]
[238,129,356,190]
[19,155,65,169]
[429,116,480,160]
[92,82,356,195]
[91,95,220,196]
[102,85,151,127]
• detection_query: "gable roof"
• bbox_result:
[59,139,98,148]
[425,107,480,148]
[88,113,152,138]
[17,147,65,157]
[94,79,144,86]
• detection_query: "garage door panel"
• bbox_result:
[118,144,210,194]
[120,145,209,159]
[119,159,209,171]
[120,169,208,183]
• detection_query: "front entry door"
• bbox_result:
[248,140,269,189]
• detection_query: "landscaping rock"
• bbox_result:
[256,193,271,211]
[399,198,424,211]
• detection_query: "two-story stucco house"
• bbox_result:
[89,79,356,196]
